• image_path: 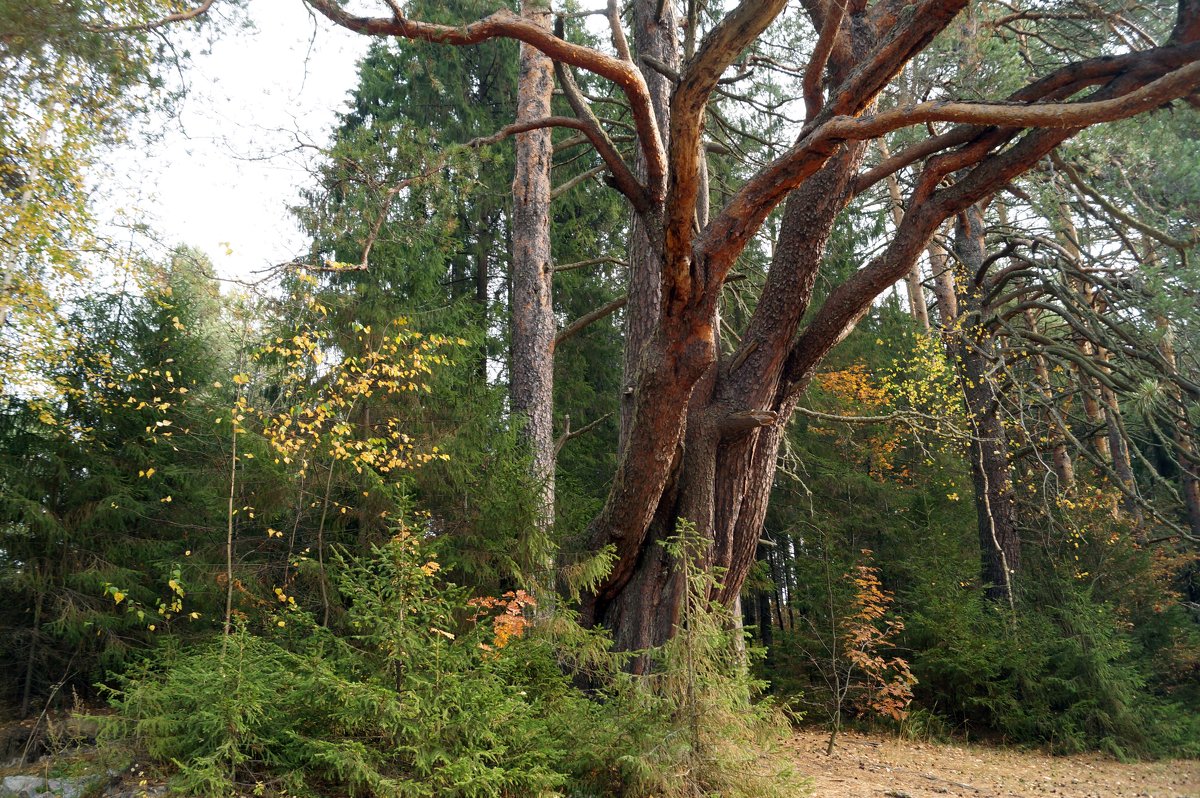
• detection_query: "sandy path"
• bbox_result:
[788,729,1200,798]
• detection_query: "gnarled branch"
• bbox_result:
[304,0,667,196]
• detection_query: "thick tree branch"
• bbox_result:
[719,409,779,437]
[662,0,787,307]
[802,0,846,120]
[552,51,651,212]
[555,295,628,346]
[702,47,1200,286]
[823,61,1200,136]
[304,0,667,195]
[852,40,1200,194]
[606,0,632,62]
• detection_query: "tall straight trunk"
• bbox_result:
[1074,344,1112,461]
[928,237,957,328]
[20,586,44,718]
[1056,200,1113,463]
[1023,309,1076,493]
[510,0,557,581]
[754,541,774,649]
[742,583,757,629]
[879,139,929,331]
[771,549,787,631]
[1156,315,1200,538]
[757,587,774,648]
[953,206,1020,604]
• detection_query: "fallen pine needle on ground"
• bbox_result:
[788,728,1200,798]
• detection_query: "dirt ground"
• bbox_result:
[788,728,1200,798]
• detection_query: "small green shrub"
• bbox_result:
[103,526,805,797]
[606,522,804,798]
[104,534,588,797]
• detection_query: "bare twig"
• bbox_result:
[87,0,215,33]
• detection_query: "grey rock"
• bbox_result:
[0,774,94,798]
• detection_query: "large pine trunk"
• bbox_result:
[510,0,557,582]
[585,143,867,663]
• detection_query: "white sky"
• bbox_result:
[95,2,624,288]
[101,0,371,284]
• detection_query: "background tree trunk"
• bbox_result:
[1024,309,1076,493]
[1156,315,1200,538]
[510,0,556,586]
[953,205,1020,604]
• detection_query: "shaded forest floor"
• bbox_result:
[789,729,1200,798]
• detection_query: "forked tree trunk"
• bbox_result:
[586,139,868,663]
